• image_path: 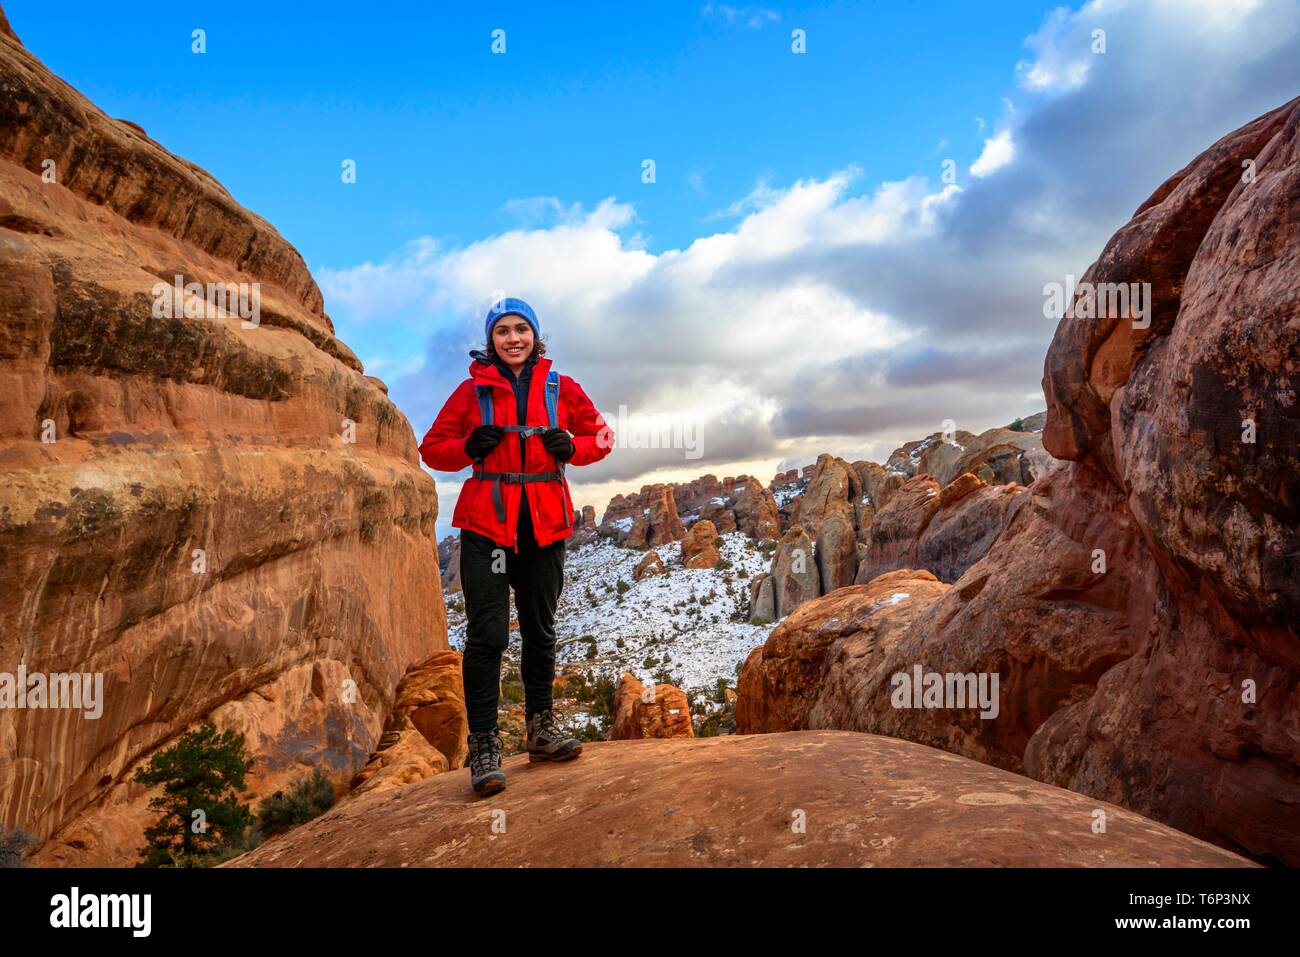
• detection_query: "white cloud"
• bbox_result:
[327,0,1300,515]
[362,354,425,378]
[702,3,780,28]
[970,130,1016,178]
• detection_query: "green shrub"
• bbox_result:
[501,665,525,705]
[714,677,735,704]
[256,768,336,838]
[569,671,617,726]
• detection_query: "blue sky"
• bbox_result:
[11,1,1049,262]
[10,1,1300,541]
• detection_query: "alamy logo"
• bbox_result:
[890,664,1000,719]
[596,403,702,459]
[1043,274,1151,329]
[151,275,261,327]
[0,664,104,719]
[49,887,151,937]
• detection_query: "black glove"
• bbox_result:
[464,425,504,461]
[541,427,575,463]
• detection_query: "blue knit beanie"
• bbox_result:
[484,297,540,342]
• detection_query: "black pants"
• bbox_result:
[460,503,565,733]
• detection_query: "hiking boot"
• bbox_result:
[466,728,506,796]
[526,708,582,763]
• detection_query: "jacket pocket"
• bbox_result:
[454,475,492,527]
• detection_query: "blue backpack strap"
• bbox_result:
[544,370,572,528]
[544,370,561,429]
[475,384,494,428]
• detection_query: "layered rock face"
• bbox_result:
[225,731,1251,867]
[738,98,1300,864]
[0,23,445,865]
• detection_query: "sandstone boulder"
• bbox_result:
[680,519,721,569]
[747,573,776,624]
[611,673,694,740]
[914,475,1025,583]
[737,570,950,735]
[634,549,665,579]
[814,511,858,595]
[770,524,819,618]
[347,730,449,799]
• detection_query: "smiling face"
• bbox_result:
[491,315,535,372]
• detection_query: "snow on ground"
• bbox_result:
[445,531,775,695]
[771,482,806,508]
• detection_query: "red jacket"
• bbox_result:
[420,355,613,550]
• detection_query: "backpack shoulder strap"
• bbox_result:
[475,384,494,427]
[544,370,561,429]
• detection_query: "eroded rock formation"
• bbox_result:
[674,474,779,540]
[0,23,447,866]
[856,472,1027,585]
[738,98,1300,865]
[598,484,685,547]
[598,474,778,547]
[680,519,721,569]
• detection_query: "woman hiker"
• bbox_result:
[419,298,615,796]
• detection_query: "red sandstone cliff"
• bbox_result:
[0,17,447,865]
